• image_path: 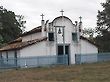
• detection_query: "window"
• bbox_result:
[72,33,77,42]
[48,32,54,41]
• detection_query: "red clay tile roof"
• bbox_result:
[8,37,22,44]
[0,37,47,52]
[20,26,42,37]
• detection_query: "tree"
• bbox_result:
[16,15,26,33]
[0,6,26,46]
[82,28,95,39]
[95,30,110,52]
[96,0,110,52]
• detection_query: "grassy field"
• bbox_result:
[0,62,110,82]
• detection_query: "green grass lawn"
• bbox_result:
[0,61,110,82]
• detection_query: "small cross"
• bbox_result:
[79,16,82,22]
[60,9,64,16]
[40,14,44,20]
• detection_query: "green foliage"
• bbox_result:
[95,30,110,52]
[16,15,26,33]
[0,6,26,46]
[96,0,110,52]
[82,28,96,44]
[82,28,95,38]
[97,0,110,32]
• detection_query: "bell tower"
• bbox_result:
[40,14,45,37]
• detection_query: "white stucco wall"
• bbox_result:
[20,41,57,57]
[1,52,6,59]
[20,41,48,57]
[70,43,77,64]
[81,40,98,54]
[1,50,20,65]
[1,51,20,58]
[22,32,42,42]
[46,42,56,56]
[18,41,57,67]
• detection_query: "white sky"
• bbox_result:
[1,0,105,31]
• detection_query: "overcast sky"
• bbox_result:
[1,0,105,31]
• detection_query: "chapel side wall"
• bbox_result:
[7,51,15,65]
[22,33,42,42]
[70,40,98,64]
[2,51,15,58]
[1,51,20,58]
[1,51,20,65]
[1,52,6,59]
[20,41,56,57]
[19,41,56,67]
[20,41,49,57]
[81,40,98,54]
[46,42,56,56]
[80,40,98,63]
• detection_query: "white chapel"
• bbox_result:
[0,11,98,66]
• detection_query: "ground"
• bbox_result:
[0,61,110,82]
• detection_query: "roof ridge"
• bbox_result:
[20,26,42,37]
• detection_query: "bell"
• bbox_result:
[58,28,62,34]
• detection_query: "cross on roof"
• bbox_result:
[79,16,82,22]
[60,9,64,16]
[40,14,44,20]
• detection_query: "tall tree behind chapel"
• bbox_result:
[96,0,110,52]
[0,6,26,47]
